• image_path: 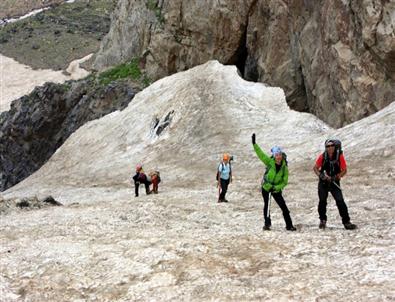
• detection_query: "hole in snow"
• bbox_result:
[152,110,175,136]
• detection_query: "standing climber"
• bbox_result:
[217,153,232,203]
[132,164,151,197]
[252,133,296,231]
[313,139,357,230]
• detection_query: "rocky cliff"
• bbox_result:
[0,79,139,191]
[93,0,395,127]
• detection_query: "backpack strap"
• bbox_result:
[321,152,326,170]
[322,151,341,176]
[218,162,231,177]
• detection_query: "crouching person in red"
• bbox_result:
[148,171,161,194]
[132,164,151,197]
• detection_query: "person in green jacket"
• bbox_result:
[252,133,296,231]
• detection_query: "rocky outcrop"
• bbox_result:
[94,0,395,127]
[0,79,139,191]
[0,195,62,215]
[246,0,395,127]
[93,0,256,79]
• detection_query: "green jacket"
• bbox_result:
[253,143,288,193]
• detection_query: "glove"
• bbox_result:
[331,176,336,182]
[319,173,326,181]
[252,133,256,145]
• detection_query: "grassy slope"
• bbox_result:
[0,0,64,19]
[0,0,116,70]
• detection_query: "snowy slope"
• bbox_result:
[0,54,92,112]
[4,60,394,201]
[1,61,394,301]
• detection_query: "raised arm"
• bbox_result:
[252,133,271,166]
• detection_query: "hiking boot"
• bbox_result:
[223,199,229,203]
[262,225,271,231]
[344,222,357,230]
[286,226,297,231]
[218,199,223,203]
[319,220,326,229]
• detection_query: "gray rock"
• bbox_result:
[0,79,140,191]
[94,0,395,128]
[41,196,62,206]
[93,0,255,79]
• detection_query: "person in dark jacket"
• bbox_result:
[132,164,151,197]
[252,133,296,231]
[313,139,357,230]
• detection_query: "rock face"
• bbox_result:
[93,0,395,128]
[93,0,256,79]
[0,79,139,191]
[246,0,395,127]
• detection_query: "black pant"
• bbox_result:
[261,188,293,228]
[318,180,350,224]
[219,178,230,201]
[134,180,151,197]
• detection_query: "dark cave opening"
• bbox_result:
[226,27,251,80]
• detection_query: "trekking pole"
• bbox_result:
[268,192,272,219]
[217,181,221,202]
[323,171,342,191]
[331,181,342,191]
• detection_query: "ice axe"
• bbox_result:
[331,180,342,191]
[321,171,342,191]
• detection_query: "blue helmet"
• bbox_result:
[271,146,282,156]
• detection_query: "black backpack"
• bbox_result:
[322,139,342,165]
[321,139,343,176]
[216,162,232,181]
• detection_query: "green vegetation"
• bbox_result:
[141,75,152,88]
[98,58,152,87]
[146,0,157,11]
[60,82,72,91]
